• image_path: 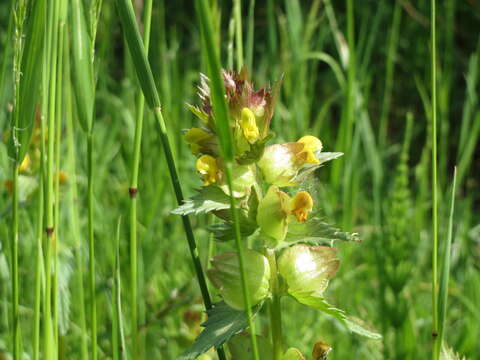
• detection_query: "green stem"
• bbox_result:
[87,132,97,360]
[33,169,44,360]
[224,162,260,360]
[11,164,20,360]
[129,0,152,355]
[64,29,88,360]
[431,0,439,358]
[266,249,283,360]
[233,0,244,71]
[114,1,226,357]
[378,0,401,149]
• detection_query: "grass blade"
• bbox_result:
[436,168,457,356]
[114,1,226,358]
[194,0,260,358]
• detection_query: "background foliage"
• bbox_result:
[0,0,479,359]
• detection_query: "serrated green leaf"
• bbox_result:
[314,152,344,164]
[291,152,344,185]
[285,217,360,245]
[177,302,261,360]
[208,209,256,242]
[291,293,381,340]
[208,221,256,242]
[171,186,231,216]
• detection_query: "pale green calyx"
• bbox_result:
[257,143,303,187]
[282,348,306,360]
[256,185,292,244]
[207,250,271,310]
[218,162,256,197]
[278,245,339,297]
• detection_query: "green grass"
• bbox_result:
[0,1,479,359]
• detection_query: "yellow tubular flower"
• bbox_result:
[196,155,219,186]
[240,107,260,143]
[298,135,323,164]
[291,191,314,222]
[185,128,213,155]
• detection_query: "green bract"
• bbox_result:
[278,245,339,297]
[207,250,271,310]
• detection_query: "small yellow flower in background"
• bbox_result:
[240,107,259,144]
[291,191,314,222]
[196,155,219,186]
[297,135,323,164]
[19,154,31,173]
[185,128,214,155]
[57,171,68,183]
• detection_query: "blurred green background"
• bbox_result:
[0,0,479,359]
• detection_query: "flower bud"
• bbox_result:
[278,245,339,297]
[257,143,304,187]
[257,186,292,243]
[196,155,219,186]
[282,348,306,360]
[291,191,314,222]
[207,250,271,310]
[240,108,260,144]
[312,341,332,360]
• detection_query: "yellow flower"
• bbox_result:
[240,107,260,143]
[19,154,31,173]
[185,128,214,155]
[297,136,323,164]
[196,155,219,186]
[291,191,314,222]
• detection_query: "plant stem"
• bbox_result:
[11,163,19,360]
[431,0,439,358]
[266,249,283,360]
[64,29,88,360]
[87,132,97,360]
[129,0,152,356]
[224,162,260,360]
[233,0,244,71]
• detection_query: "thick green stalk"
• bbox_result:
[33,167,44,360]
[266,249,283,360]
[114,0,226,358]
[233,0,244,71]
[431,0,439,358]
[87,132,97,360]
[129,0,152,356]
[44,0,61,356]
